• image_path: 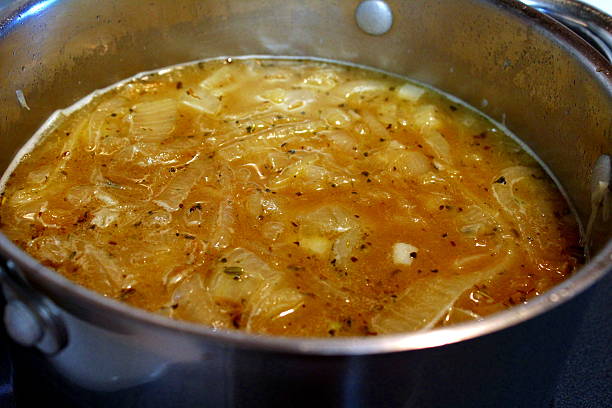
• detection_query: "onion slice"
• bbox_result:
[371,243,514,332]
[129,98,178,142]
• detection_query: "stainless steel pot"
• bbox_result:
[0,0,610,406]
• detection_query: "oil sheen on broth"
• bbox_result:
[0,59,581,337]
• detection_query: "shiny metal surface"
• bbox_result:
[0,259,66,354]
[523,0,612,61]
[3,300,42,347]
[0,0,610,406]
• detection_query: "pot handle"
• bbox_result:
[0,258,67,355]
[522,0,612,62]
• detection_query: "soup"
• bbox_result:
[0,58,581,336]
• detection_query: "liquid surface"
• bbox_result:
[0,59,581,336]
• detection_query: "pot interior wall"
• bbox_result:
[0,0,610,248]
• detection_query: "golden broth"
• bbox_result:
[0,58,581,336]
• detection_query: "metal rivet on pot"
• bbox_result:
[4,300,44,347]
[355,0,393,36]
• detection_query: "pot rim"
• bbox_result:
[0,0,610,356]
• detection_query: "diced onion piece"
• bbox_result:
[153,159,209,211]
[180,91,221,115]
[333,79,387,98]
[453,253,490,269]
[400,151,431,175]
[397,83,426,102]
[129,99,177,142]
[392,243,418,266]
[300,236,332,255]
[255,288,304,320]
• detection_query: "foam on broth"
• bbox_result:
[0,58,581,336]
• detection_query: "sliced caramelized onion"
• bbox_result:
[153,158,209,211]
[491,166,534,215]
[298,206,363,266]
[372,142,431,177]
[171,273,230,328]
[362,111,390,141]
[423,130,452,164]
[270,155,335,190]
[87,96,129,154]
[180,90,221,115]
[321,107,354,128]
[302,69,340,90]
[199,65,234,92]
[321,130,358,153]
[259,88,316,111]
[299,205,358,235]
[333,79,387,98]
[75,244,135,295]
[210,199,235,250]
[491,166,556,258]
[371,243,515,332]
[246,287,305,331]
[129,99,177,142]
